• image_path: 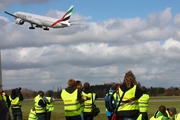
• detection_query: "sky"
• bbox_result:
[0,0,180,91]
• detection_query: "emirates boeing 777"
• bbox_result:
[5,5,74,30]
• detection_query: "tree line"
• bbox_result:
[3,83,180,99]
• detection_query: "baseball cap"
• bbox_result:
[169,107,177,114]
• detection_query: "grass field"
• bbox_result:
[11,96,180,120]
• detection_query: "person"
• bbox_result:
[137,86,150,120]
[45,91,55,120]
[61,79,87,120]
[150,105,168,120]
[0,90,11,120]
[105,83,118,120]
[28,108,38,120]
[175,113,180,120]
[2,90,11,108]
[76,80,84,120]
[116,70,144,120]
[34,90,48,120]
[9,88,24,120]
[82,82,98,120]
[166,107,177,120]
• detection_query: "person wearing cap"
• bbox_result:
[166,107,177,120]
[150,105,168,120]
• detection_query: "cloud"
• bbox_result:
[1,7,180,91]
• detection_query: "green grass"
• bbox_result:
[10,96,180,120]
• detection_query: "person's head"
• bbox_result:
[159,105,166,114]
[38,90,44,97]
[169,107,177,115]
[123,70,137,88]
[46,91,51,97]
[75,80,82,90]
[141,86,147,93]
[83,82,90,90]
[110,84,117,90]
[68,79,76,88]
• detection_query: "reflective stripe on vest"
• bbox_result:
[117,85,139,111]
[46,97,54,112]
[28,109,38,120]
[138,94,149,112]
[61,89,81,116]
[82,92,96,112]
[166,110,173,120]
[9,95,21,108]
[34,95,46,113]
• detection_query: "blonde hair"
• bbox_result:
[123,70,137,88]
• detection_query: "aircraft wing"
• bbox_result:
[4,11,36,25]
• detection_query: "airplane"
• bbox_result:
[4,5,74,30]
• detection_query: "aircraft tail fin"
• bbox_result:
[61,5,74,21]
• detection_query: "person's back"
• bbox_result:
[61,79,82,120]
[137,86,149,120]
[105,83,118,120]
[116,70,144,120]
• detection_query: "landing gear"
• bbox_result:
[29,24,35,29]
[43,27,49,31]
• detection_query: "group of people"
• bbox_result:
[0,70,180,120]
[60,79,98,120]
[104,70,180,120]
[28,90,55,120]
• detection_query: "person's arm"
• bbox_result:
[19,93,24,101]
[38,99,47,107]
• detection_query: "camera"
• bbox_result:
[15,87,21,96]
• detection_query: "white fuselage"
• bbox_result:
[14,12,70,28]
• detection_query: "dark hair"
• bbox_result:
[111,84,117,90]
[159,105,166,114]
[83,82,90,89]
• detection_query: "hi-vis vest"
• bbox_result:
[150,116,164,120]
[175,113,180,120]
[117,85,139,111]
[138,94,149,113]
[9,95,21,108]
[2,92,8,108]
[28,109,38,120]
[46,97,54,112]
[166,110,173,120]
[82,92,96,112]
[34,95,46,113]
[61,89,81,116]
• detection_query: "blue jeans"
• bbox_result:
[11,108,22,120]
[36,113,46,120]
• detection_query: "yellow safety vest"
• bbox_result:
[150,116,164,120]
[175,113,180,120]
[166,110,173,120]
[61,89,81,116]
[34,95,46,113]
[9,95,21,108]
[2,92,8,107]
[82,92,96,113]
[28,109,38,120]
[138,94,149,112]
[46,97,54,112]
[117,85,139,111]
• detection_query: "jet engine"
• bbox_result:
[15,18,24,25]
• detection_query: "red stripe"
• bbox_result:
[51,13,67,27]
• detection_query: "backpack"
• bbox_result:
[104,91,117,112]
